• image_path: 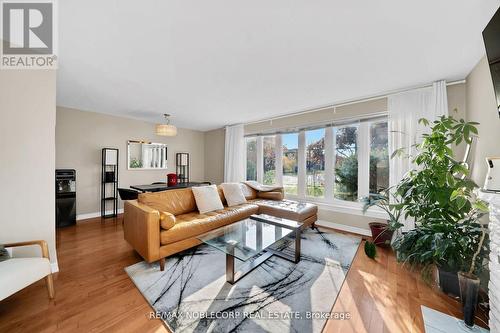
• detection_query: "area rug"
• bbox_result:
[125,227,360,333]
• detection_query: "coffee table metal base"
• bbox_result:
[225,229,301,284]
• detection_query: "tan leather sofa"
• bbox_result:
[123,183,317,270]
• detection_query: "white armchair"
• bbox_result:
[0,240,55,301]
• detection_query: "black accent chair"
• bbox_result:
[118,188,140,200]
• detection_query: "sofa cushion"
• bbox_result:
[251,199,318,222]
[138,188,196,216]
[159,211,176,230]
[160,204,259,245]
[221,183,247,207]
[240,183,257,200]
[257,191,284,201]
[192,185,224,214]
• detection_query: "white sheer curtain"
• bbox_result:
[388,80,448,230]
[224,124,246,183]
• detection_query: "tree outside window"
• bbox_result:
[306,129,325,197]
[334,126,358,201]
[282,133,298,195]
[246,137,257,181]
[263,136,276,185]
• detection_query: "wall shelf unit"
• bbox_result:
[101,148,119,218]
[176,152,190,184]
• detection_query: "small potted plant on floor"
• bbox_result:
[361,189,403,258]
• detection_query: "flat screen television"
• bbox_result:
[483,6,500,117]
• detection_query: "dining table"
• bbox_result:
[130,181,211,193]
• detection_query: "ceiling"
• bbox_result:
[57,0,500,131]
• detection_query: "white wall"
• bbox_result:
[56,107,206,217]
[204,128,225,185]
[0,69,57,269]
[466,56,500,185]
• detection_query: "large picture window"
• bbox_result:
[282,133,298,195]
[245,117,388,208]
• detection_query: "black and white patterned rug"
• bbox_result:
[125,227,360,333]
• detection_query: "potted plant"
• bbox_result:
[458,221,489,329]
[392,213,487,295]
[361,189,403,258]
[390,115,489,296]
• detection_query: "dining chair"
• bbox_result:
[118,188,140,200]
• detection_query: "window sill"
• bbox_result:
[284,194,389,220]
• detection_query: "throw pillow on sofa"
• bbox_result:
[192,185,224,214]
[159,211,176,229]
[221,183,247,207]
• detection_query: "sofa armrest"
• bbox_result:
[123,200,161,262]
[257,188,284,201]
[4,240,50,259]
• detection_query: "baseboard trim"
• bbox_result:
[77,209,124,221]
[316,220,371,237]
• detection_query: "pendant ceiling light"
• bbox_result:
[156,113,177,136]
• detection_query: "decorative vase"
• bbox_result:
[368,222,393,247]
[458,271,480,328]
[167,173,178,187]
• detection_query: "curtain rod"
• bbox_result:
[245,112,388,137]
[242,79,465,126]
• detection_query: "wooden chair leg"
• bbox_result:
[159,258,165,271]
[45,274,55,299]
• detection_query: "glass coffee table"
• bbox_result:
[197,214,302,284]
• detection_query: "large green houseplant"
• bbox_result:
[389,115,490,325]
[362,115,489,327]
[391,116,488,277]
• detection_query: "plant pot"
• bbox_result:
[369,222,393,248]
[437,268,460,298]
[458,271,480,328]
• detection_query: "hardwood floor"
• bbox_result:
[324,236,487,333]
[0,216,481,332]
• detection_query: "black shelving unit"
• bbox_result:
[101,148,119,218]
[176,153,190,184]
